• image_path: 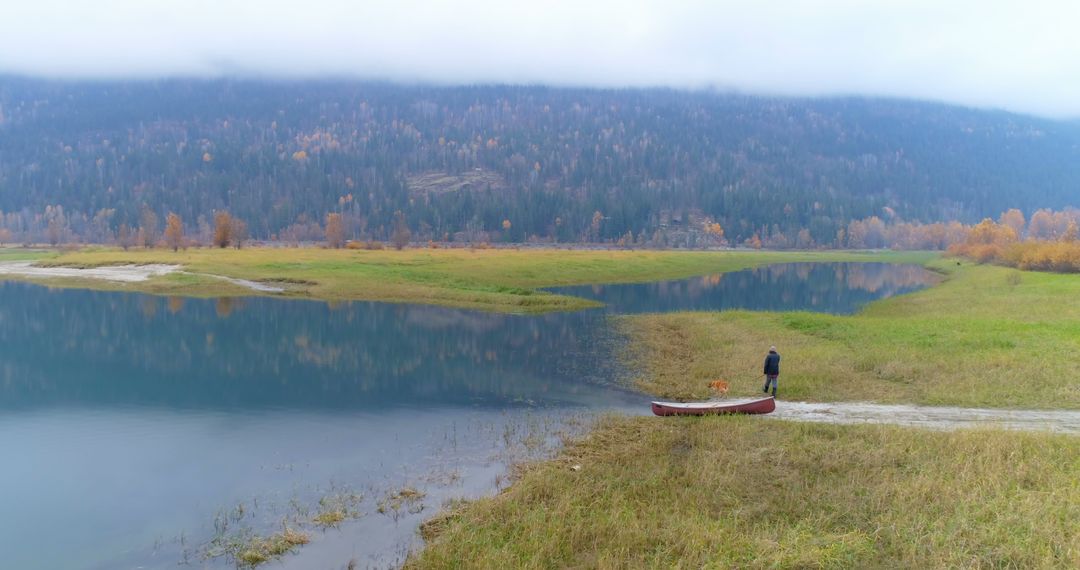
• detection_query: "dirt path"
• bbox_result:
[771,400,1080,434]
[190,272,285,293]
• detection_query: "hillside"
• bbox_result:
[1,78,1079,245]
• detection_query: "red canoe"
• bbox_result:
[651,396,775,417]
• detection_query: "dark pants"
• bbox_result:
[763,374,778,396]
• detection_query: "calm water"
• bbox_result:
[552,262,940,314]
[0,262,939,569]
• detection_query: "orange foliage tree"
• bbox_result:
[706,222,725,245]
[213,211,232,248]
[999,208,1026,238]
[948,218,1017,262]
[164,213,184,252]
[325,213,345,248]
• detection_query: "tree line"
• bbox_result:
[5,201,1077,259]
[949,208,1080,272]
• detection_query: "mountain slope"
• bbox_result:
[1,78,1078,244]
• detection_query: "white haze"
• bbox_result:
[1,0,1079,117]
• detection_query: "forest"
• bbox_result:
[2,78,1079,247]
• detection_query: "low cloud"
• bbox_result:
[2,0,1078,117]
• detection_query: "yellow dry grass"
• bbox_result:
[412,416,1080,569]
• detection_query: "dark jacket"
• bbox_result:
[764,351,781,376]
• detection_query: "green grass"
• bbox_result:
[7,247,936,313]
[410,255,1080,568]
[0,247,54,262]
[411,416,1080,569]
[620,259,1080,409]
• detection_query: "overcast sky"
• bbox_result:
[2,0,1078,117]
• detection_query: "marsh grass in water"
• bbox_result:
[311,492,364,529]
[410,416,1080,569]
[193,485,365,568]
[234,525,310,568]
[163,413,598,568]
[377,487,427,519]
[204,517,310,569]
[620,260,1080,409]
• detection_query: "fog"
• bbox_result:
[2,0,1079,117]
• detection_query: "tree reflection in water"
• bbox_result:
[0,282,630,411]
[552,262,940,315]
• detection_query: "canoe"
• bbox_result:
[651,396,775,417]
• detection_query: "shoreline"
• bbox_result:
[0,246,939,314]
[7,246,1079,567]
[408,257,1080,568]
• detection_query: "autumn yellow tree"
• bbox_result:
[999,208,1026,239]
[796,228,814,249]
[213,211,232,248]
[705,222,724,244]
[1065,221,1079,243]
[164,213,184,252]
[948,218,1018,262]
[325,213,345,248]
[968,218,1018,245]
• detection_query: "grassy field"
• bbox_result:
[620,259,1080,409]
[1,247,935,313]
[0,248,53,262]
[412,416,1080,569]
[411,254,1080,568]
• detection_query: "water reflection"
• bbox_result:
[551,262,940,314]
[0,283,628,411]
[0,281,640,569]
[0,262,939,569]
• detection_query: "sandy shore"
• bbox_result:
[0,261,180,282]
[0,261,289,294]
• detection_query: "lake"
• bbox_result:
[550,262,940,314]
[0,262,939,569]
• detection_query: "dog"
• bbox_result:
[708,379,730,397]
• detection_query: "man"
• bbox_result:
[762,345,780,398]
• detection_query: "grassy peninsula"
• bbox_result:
[1,247,935,313]
[620,259,1080,410]
[412,257,1080,568]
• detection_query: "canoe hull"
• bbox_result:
[651,396,775,417]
